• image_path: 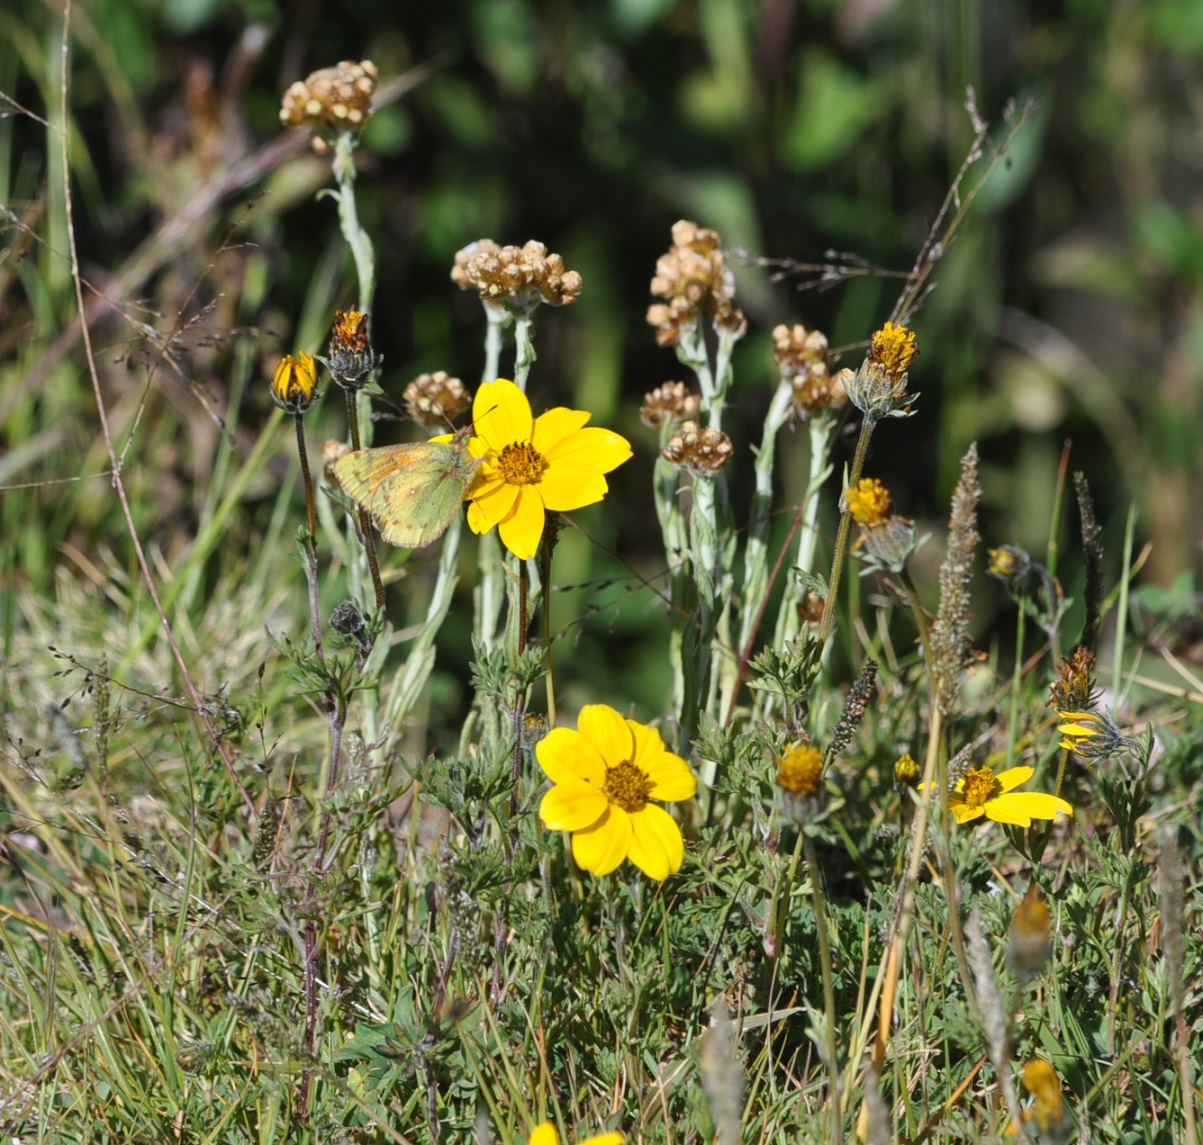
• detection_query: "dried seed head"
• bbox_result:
[647,219,745,346]
[798,591,826,625]
[661,420,734,476]
[403,371,472,430]
[929,443,981,717]
[279,60,377,147]
[451,238,583,313]
[326,309,380,391]
[1049,647,1098,714]
[640,380,700,428]
[772,323,847,421]
[271,352,319,414]
[825,659,877,763]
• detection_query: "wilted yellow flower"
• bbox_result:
[271,352,319,414]
[537,704,696,880]
[327,309,379,390]
[893,753,920,789]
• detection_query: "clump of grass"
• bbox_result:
[1,44,1199,1145]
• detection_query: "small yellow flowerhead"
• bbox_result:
[893,752,920,790]
[845,479,917,573]
[1020,1059,1073,1143]
[845,478,892,525]
[1008,880,1053,980]
[327,309,380,391]
[777,744,825,824]
[271,352,319,414]
[845,321,919,422]
[987,544,1032,584]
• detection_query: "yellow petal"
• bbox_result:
[498,487,545,559]
[538,464,611,511]
[627,804,684,880]
[467,478,520,531]
[540,782,609,831]
[536,727,606,785]
[528,1124,558,1145]
[541,425,633,472]
[1057,722,1097,738]
[579,1133,624,1145]
[530,406,592,453]
[983,797,1035,827]
[579,705,635,768]
[474,378,532,451]
[993,791,1074,823]
[571,808,631,875]
[1057,711,1097,722]
[640,752,696,802]
[951,803,985,825]
[993,765,1035,794]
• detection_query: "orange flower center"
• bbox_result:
[603,760,652,813]
[958,765,1002,809]
[497,441,549,485]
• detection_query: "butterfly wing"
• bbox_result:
[334,442,477,548]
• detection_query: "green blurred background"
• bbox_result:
[3,0,1201,719]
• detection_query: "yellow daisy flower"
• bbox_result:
[464,378,632,559]
[537,704,696,880]
[946,764,1073,827]
[528,1121,623,1145]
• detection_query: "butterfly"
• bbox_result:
[332,433,480,548]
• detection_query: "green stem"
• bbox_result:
[344,389,385,611]
[332,132,375,312]
[817,416,876,649]
[803,831,841,1141]
[1006,605,1027,771]
[513,313,536,389]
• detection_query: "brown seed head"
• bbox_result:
[661,420,734,476]
[640,381,700,428]
[279,60,377,143]
[647,219,745,346]
[451,238,583,311]
[403,372,472,430]
[1049,646,1097,714]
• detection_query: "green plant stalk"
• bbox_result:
[1045,438,1072,584]
[513,313,536,389]
[331,131,375,315]
[384,512,465,727]
[1113,502,1137,705]
[817,416,875,649]
[735,380,794,662]
[343,388,385,612]
[482,301,508,383]
[774,414,837,650]
[1005,602,1026,772]
[803,830,841,1142]
[897,567,976,1009]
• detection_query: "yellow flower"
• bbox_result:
[537,704,696,880]
[463,378,632,560]
[528,1122,623,1145]
[844,478,892,525]
[1019,1060,1073,1143]
[271,351,319,413]
[946,764,1073,827]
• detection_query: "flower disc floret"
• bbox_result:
[537,704,696,880]
[463,378,632,560]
